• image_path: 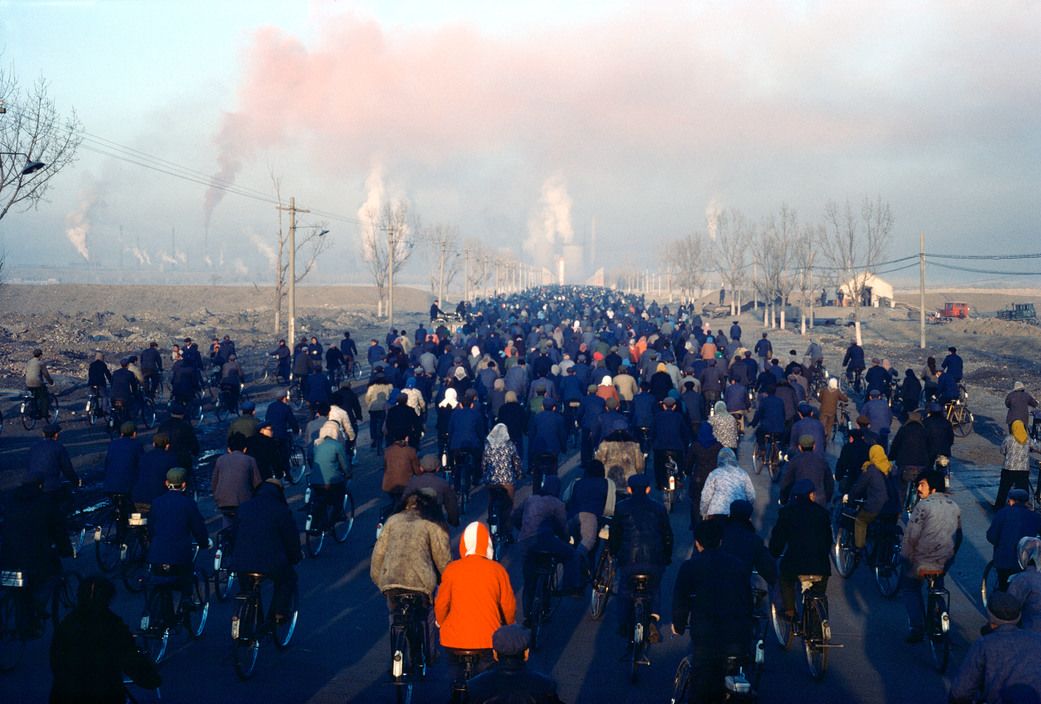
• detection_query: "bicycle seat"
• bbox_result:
[918,568,944,577]
[629,574,652,592]
[240,572,266,588]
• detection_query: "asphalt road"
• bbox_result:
[0,384,1007,704]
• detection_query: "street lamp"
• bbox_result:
[0,152,46,175]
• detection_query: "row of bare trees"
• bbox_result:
[646,197,893,343]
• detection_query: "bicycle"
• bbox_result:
[980,560,1000,610]
[0,567,80,672]
[212,511,238,602]
[302,482,356,557]
[662,452,682,513]
[865,517,903,597]
[120,511,152,594]
[448,649,483,704]
[143,371,165,403]
[945,385,974,438]
[526,551,561,651]
[389,590,430,704]
[230,572,299,680]
[920,569,951,673]
[487,486,512,562]
[769,575,831,680]
[625,573,655,682]
[831,402,851,446]
[531,452,558,494]
[452,450,477,514]
[669,653,757,704]
[214,382,248,422]
[589,521,615,621]
[287,438,307,486]
[84,385,108,428]
[752,433,782,482]
[136,562,210,663]
[19,388,59,430]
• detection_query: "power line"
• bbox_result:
[927,261,1041,277]
[926,252,1041,261]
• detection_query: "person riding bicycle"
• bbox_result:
[0,471,73,637]
[864,357,892,400]
[846,444,899,559]
[219,352,244,410]
[842,340,866,391]
[996,420,1041,509]
[365,369,393,454]
[652,397,690,491]
[339,331,358,375]
[435,521,517,678]
[50,576,161,704]
[265,389,300,472]
[169,351,200,409]
[900,470,962,643]
[779,435,834,507]
[482,423,522,535]
[564,459,616,557]
[860,388,893,451]
[949,591,1041,704]
[27,423,80,509]
[310,420,352,522]
[721,499,778,589]
[769,479,832,625]
[788,403,826,458]
[1010,537,1041,632]
[608,473,672,643]
[465,624,565,704]
[405,454,460,527]
[371,492,451,645]
[382,434,421,510]
[941,346,963,384]
[147,467,209,607]
[270,338,291,384]
[528,398,567,483]
[671,519,753,703]
[513,476,582,616]
[211,432,262,526]
[132,433,178,510]
[140,341,163,397]
[750,383,785,454]
[987,489,1041,591]
[102,421,143,531]
[25,348,54,420]
[225,478,301,621]
[700,448,755,520]
[109,357,141,421]
[888,408,930,505]
[88,352,113,409]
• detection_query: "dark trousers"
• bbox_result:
[369,410,386,449]
[995,470,1029,509]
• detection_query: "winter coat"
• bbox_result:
[103,437,143,495]
[147,489,208,567]
[902,491,961,573]
[768,497,833,577]
[779,451,834,506]
[608,493,673,569]
[370,509,451,597]
[987,504,1041,570]
[226,482,301,575]
[211,451,261,509]
[1005,389,1038,427]
[700,456,756,518]
[889,419,929,468]
[382,443,420,493]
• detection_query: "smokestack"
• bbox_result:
[557,256,565,286]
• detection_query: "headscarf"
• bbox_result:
[656,362,667,373]
[600,375,612,386]
[713,401,729,419]
[504,390,518,403]
[454,366,468,381]
[459,521,494,560]
[828,377,838,390]
[439,387,459,408]
[867,444,892,475]
[716,447,738,468]
[696,422,718,448]
[317,420,340,444]
[1012,420,1028,445]
[486,423,511,448]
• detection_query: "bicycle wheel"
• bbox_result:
[48,394,60,423]
[288,446,306,485]
[214,395,228,422]
[232,598,261,680]
[528,578,546,651]
[86,397,98,427]
[589,553,612,621]
[214,567,236,602]
[94,517,121,573]
[186,572,210,638]
[663,488,673,513]
[770,600,793,649]
[951,406,973,437]
[332,491,355,543]
[305,523,325,558]
[874,544,902,598]
[928,598,950,673]
[669,656,691,704]
[391,626,413,704]
[139,589,171,664]
[20,400,35,430]
[630,600,646,683]
[752,446,765,475]
[980,560,998,609]
[273,586,299,649]
[0,591,25,672]
[141,399,157,429]
[803,598,829,680]
[832,525,857,578]
[121,534,149,593]
[768,448,782,483]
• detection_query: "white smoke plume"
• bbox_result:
[249,233,277,269]
[159,251,180,266]
[203,255,213,268]
[127,247,151,266]
[64,188,97,261]
[232,258,248,276]
[524,175,574,270]
[705,196,722,241]
[358,163,385,263]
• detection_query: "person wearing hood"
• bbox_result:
[900,471,962,643]
[700,448,756,520]
[482,423,522,532]
[595,375,619,406]
[768,479,832,625]
[996,420,1041,509]
[1010,536,1041,632]
[709,401,739,455]
[848,444,899,554]
[310,420,351,517]
[949,590,1041,704]
[513,476,581,618]
[987,489,1041,591]
[226,479,301,620]
[435,521,517,677]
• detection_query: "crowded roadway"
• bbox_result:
[2,285,1040,704]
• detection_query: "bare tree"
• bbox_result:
[752,206,798,329]
[362,200,416,318]
[793,222,824,335]
[712,209,751,316]
[664,232,708,304]
[822,196,894,344]
[424,224,460,304]
[463,240,488,301]
[0,68,82,223]
[269,171,330,334]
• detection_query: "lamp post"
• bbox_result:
[0,152,46,175]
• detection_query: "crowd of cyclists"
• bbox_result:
[3,284,1041,703]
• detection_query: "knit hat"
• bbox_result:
[492,624,531,656]
[459,521,494,560]
[987,591,1022,626]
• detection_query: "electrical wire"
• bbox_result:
[927,261,1041,277]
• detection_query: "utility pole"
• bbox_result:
[919,231,926,349]
[463,248,470,303]
[277,197,309,347]
[438,238,447,307]
[383,221,399,327]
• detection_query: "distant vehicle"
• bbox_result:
[939,302,970,320]
[996,303,1038,324]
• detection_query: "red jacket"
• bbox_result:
[434,522,515,649]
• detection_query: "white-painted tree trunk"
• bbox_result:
[780,309,786,330]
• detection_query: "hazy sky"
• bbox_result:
[1,0,1039,287]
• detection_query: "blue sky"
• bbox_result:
[1,0,1039,287]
